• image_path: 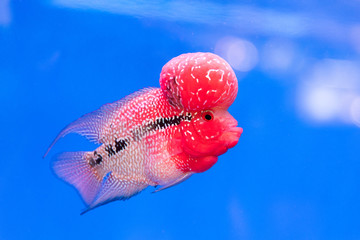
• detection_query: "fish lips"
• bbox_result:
[220,126,243,149]
[182,126,242,157]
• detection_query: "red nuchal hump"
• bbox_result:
[160,52,238,111]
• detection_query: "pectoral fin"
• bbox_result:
[81,171,148,215]
[153,173,192,193]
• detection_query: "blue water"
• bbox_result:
[1,1,360,239]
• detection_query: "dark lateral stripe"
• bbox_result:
[115,138,128,153]
[90,138,129,167]
[104,138,129,158]
[105,144,116,157]
[90,114,192,166]
[132,114,192,140]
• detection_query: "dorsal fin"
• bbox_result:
[44,88,155,158]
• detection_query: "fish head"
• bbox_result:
[160,52,242,162]
[180,108,243,157]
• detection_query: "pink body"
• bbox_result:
[45,52,243,213]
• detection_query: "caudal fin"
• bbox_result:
[52,151,149,214]
[51,151,101,206]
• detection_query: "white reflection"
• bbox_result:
[52,0,307,37]
[215,37,258,72]
[300,86,341,122]
[0,0,11,26]
[52,0,359,42]
[350,97,360,127]
[297,59,360,125]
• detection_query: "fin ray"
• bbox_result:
[44,88,156,158]
[43,103,117,158]
[51,151,101,205]
[153,173,192,193]
[81,172,147,214]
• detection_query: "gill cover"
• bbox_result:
[181,109,241,157]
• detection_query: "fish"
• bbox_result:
[44,52,243,214]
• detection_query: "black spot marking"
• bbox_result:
[105,144,116,157]
[95,154,103,165]
[89,158,96,167]
[100,138,129,159]
[115,138,128,153]
[89,151,103,167]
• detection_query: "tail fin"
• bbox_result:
[52,151,149,214]
[51,151,101,206]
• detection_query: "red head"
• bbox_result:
[160,52,238,111]
[160,52,242,172]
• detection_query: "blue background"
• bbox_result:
[1,0,360,239]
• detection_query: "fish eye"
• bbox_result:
[202,111,214,121]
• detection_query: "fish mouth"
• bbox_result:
[221,127,243,149]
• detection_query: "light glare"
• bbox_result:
[215,37,258,72]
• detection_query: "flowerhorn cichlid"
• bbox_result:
[44,52,243,214]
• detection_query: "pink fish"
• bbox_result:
[45,52,243,214]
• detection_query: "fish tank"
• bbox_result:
[0,0,359,239]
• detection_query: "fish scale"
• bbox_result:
[91,88,185,182]
[45,52,243,213]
